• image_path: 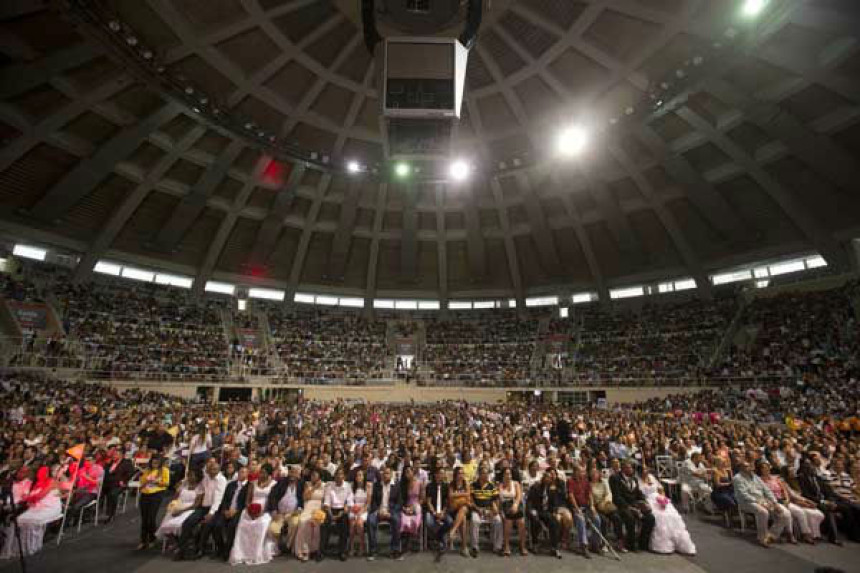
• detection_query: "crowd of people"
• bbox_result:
[267,307,388,383]
[713,284,859,382]
[422,312,538,384]
[2,366,859,566]
[54,279,231,379]
[570,298,737,384]
[1,260,858,389]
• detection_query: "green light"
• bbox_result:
[394,162,410,178]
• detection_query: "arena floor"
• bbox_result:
[3,511,858,573]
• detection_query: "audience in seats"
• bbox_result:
[267,307,387,383]
[2,276,860,568]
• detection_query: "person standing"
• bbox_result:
[138,457,170,550]
[101,447,135,523]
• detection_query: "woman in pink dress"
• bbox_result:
[398,466,423,553]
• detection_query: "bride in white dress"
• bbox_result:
[155,471,202,541]
[1,467,62,559]
[639,469,696,555]
[229,463,277,565]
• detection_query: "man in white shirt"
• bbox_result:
[203,466,248,560]
[321,468,353,561]
[682,452,713,512]
[176,458,226,560]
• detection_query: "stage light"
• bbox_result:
[347,160,361,174]
[742,0,767,17]
[449,160,471,182]
[556,125,588,156]
[394,162,410,178]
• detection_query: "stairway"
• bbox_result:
[709,293,751,368]
[256,308,284,375]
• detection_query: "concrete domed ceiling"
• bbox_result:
[0,0,859,302]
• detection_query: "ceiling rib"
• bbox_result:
[400,182,418,284]
[607,143,712,297]
[703,78,860,195]
[435,185,448,304]
[152,140,245,251]
[632,123,749,241]
[31,101,183,222]
[578,165,644,257]
[514,172,563,276]
[326,179,360,282]
[0,42,100,100]
[286,174,332,297]
[248,162,306,267]
[548,170,608,301]
[676,106,849,270]
[364,182,388,305]
[462,184,487,281]
[195,155,271,290]
[488,177,524,301]
[0,75,135,174]
[74,125,208,282]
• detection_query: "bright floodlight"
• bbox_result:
[556,126,588,156]
[742,0,767,17]
[394,162,410,178]
[347,160,361,173]
[449,160,471,182]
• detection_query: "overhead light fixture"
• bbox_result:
[741,0,768,17]
[556,125,589,156]
[449,160,471,181]
[347,160,361,174]
[394,162,411,178]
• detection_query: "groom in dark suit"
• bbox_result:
[609,461,655,552]
[366,466,402,559]
[199,466,249,560]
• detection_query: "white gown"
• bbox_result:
[1,489,62,558]
[229,481,277,565]
[155,486,200,540]
[639,476,696,555]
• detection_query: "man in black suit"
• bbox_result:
[199,466,249,560]
[101,447,135,523]
[423,465,452,561]
[527,470,565,558]
[609,461,655,552]
[366,466,402,560]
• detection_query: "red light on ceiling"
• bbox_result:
[246,264,267,278]
[262,156,285,186]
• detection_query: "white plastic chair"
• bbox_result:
[77,476,104,532]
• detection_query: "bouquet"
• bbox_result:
[247,503,263,519]
[656,495,670,510]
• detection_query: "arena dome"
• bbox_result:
[0,0,859,302]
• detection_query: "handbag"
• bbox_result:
[597,500,617,514]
